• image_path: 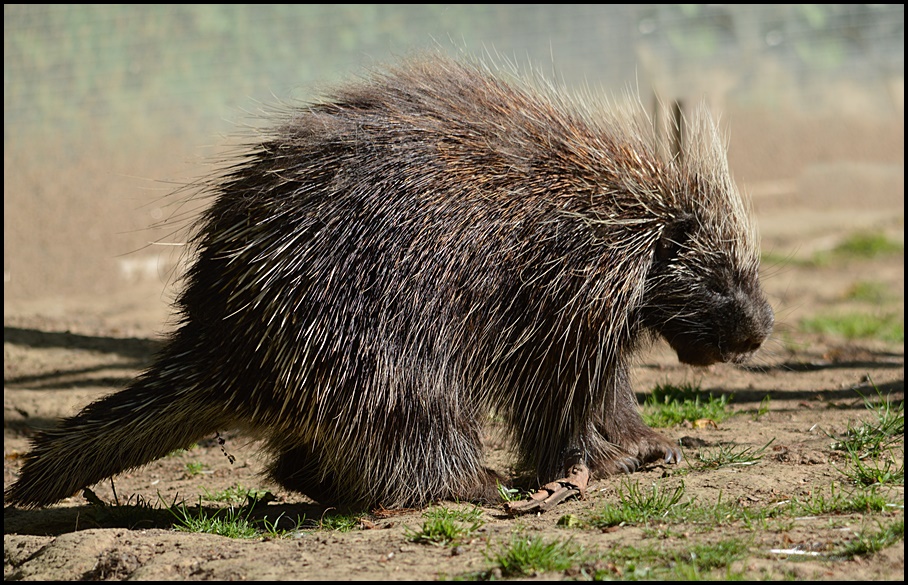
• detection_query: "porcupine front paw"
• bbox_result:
[591,430,682,476]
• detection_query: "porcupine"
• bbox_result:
[6,53,773,510]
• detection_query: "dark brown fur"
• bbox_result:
[6,54,773,510]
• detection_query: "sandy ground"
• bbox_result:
[3,106,904,580]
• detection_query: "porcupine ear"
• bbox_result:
[654,213,697,263]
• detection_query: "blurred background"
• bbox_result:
[4,4,904,307]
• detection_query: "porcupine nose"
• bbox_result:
[727,293,774,356]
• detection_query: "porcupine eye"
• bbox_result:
[654,214,696,263]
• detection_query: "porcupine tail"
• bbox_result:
[6,333,235,509]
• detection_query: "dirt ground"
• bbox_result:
[3,107,904,580]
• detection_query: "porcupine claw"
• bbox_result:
[504,462,590,515]
[615,456,641,474]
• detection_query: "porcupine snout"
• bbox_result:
[667,280,774,367]
[722,290,775,354]
[719,285,774,361]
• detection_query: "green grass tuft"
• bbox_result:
[831,232,903,258]
[588,480,687,528]
[642,382,732,427]
[487,534,585,578]
[800,311,903,342]
[405,506,485,546]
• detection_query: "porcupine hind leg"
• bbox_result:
[265,443,342,506]
[267,448,504,510]
[587,363,682,476]
[266,411,504,509]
